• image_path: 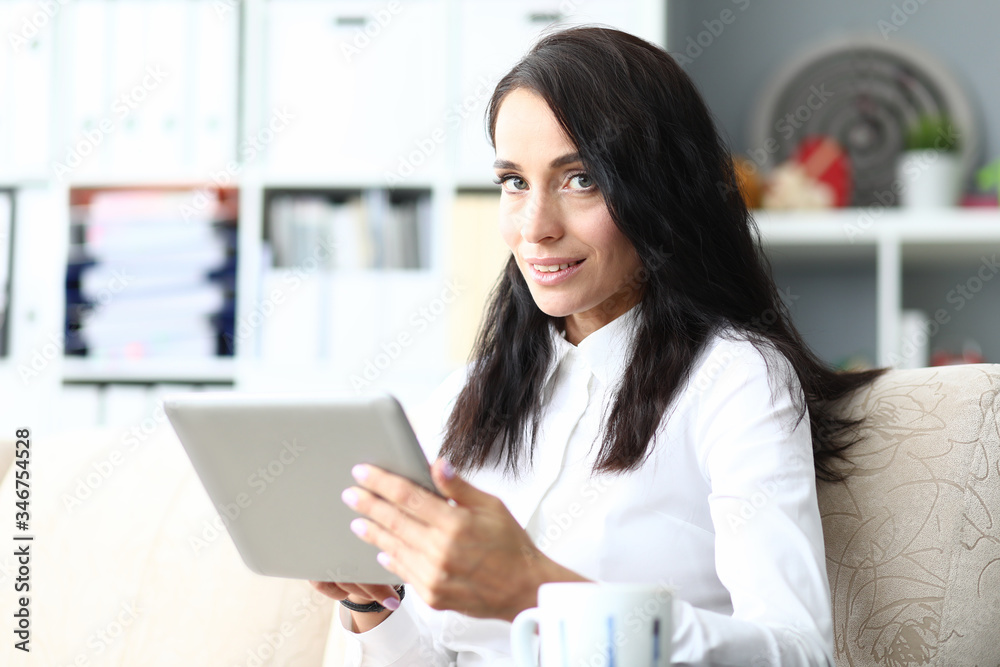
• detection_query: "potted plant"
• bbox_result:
[896,115,962,207]
[978,158,1000,206]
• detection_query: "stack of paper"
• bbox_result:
[66,189,236,359]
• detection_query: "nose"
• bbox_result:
[517,190,563,244]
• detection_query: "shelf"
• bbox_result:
[61,357,236,384]
[757,208,1000,267]
[756,208,1000,243]
[756,211,877,246]
[260,176,442,190]
[61,176,243,189]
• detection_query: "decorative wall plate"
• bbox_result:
[748,35,981,207]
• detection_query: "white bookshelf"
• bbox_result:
[756,208,1000,368]
[0,0,666,434]
[8,0,998,437]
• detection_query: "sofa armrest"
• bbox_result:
[820,363,1000,666]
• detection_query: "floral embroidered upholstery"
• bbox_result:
[819,364,1000,667]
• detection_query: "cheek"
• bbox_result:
[498,204,522,251]
[579,209,627,260]
[595,227,640,282]
[616,249,643,287]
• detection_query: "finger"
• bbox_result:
[350,516,440,590]
[310,581,376,601]
[373,548,463,615]
[431,458,497,509]
[345,483,440,549]
[308,580,400,607]
[309,580,351,600]
[351,464,452,524]
[352,583,402,608]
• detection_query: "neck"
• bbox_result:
[562,289,641,346]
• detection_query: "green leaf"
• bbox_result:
[904,115,960,152]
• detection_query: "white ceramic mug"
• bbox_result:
[511,582,672,667]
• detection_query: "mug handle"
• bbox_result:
[510,607,543,667]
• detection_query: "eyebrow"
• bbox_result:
[493,152,583,170]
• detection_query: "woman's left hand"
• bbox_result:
[341,459,586,622]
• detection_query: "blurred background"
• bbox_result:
[0,0,997,438]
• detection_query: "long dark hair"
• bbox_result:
[440,26,885,482]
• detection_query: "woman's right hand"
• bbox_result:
[308,581,402,632]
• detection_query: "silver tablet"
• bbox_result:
[163,391,438,584]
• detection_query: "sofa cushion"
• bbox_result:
[0,423,334,666]
[819,363,1000,666]
[0,436,14,485]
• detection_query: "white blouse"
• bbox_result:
[332,305,835,666]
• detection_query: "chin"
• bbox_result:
[529,295,588,319]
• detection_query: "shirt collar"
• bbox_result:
[543,304,641,390]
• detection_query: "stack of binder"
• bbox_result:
[266,189,429,270]
[66,189,237,359]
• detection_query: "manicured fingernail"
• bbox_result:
[441,459,455,480]
[350,518,367,537]
[376,551,391,568]
[341,488,359,508]
[382,595,400,611]
[352,464,369,481]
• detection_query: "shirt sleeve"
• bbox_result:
[671,338,834,666]
[333,595,457,667]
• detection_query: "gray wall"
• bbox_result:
[667,0,998,168]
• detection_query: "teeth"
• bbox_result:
[532,260,580,273]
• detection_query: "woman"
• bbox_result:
[312,26,884,665]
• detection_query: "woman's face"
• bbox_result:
[493,88,643,344]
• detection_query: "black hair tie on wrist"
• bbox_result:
[340,585,405,613]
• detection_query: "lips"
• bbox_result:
[524,258,585,286]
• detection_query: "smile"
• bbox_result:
[526,259,585,286]
[532,259,583,272]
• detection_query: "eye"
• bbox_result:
[494,174,528,192]
[568,173,595,190]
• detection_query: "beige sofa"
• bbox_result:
[0,422,340,667]
[819,363,1000,666]
[1,363,998,666]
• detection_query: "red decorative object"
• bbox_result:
[793,136,852,207]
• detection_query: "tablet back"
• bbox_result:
[164,392,435,583]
